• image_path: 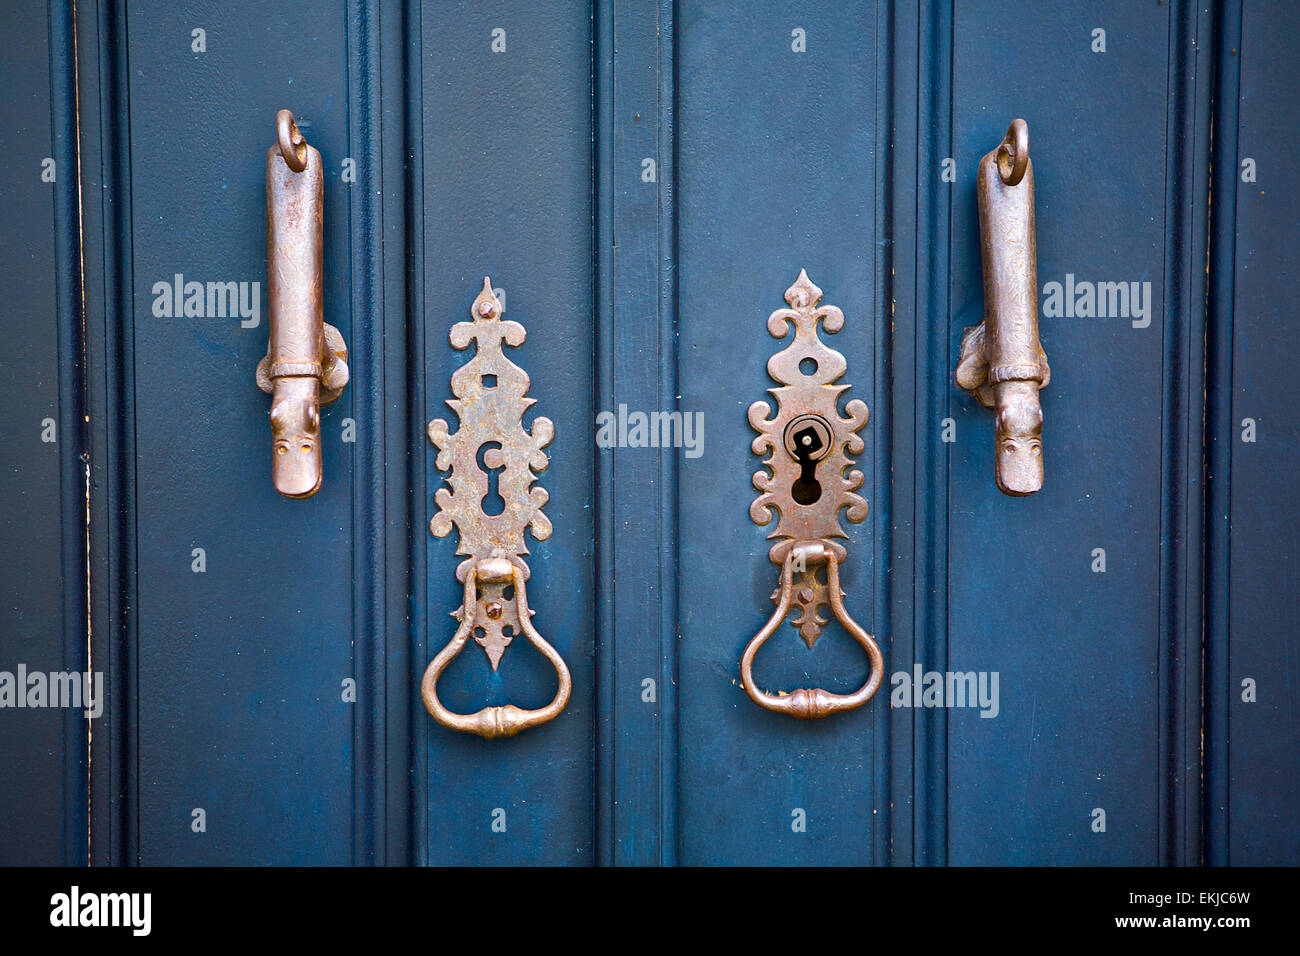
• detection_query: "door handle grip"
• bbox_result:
[742,272,885,719]
[955,118,1050,496]
[421,279,570,739]
[740,542,884,718]
[257,109,349,499]
[421,559,571,739]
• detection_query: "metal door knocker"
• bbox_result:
[742,270,884,719]
[421,278,571,739]
[955,118,1049,496]
[257,109,349,498]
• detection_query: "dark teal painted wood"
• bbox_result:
[1204,0,1241,869]
[1222,0,1300,866]
[0,0,87,867]
[82,0,139,866]
[676,0,885,866]
[345,0,384,867]
[82,0,359,864]
[1159,0,1214,867]
[946,0,1191,865]
[8,0,1297,868]
[872,0,898,869]
[380,0,423,869]
[886,0,920,866]
[594,0,680,866]
[913,0,954,867]
[419,1,596,866]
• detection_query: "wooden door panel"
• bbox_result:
[1219,0,1300,866]
[0,0,86,866]
[946,0,1183,865]
[676,0,885,866]
[83,0,358,864]
[26,0,1295,868]
[418,1,596,866]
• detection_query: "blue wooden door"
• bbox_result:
[2,0,1296,866]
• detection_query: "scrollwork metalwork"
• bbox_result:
[421,278,570,739]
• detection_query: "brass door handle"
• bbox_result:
[741,541,883,718]
[742,271,885,719]
[955,118,1050,496]
[257,109,349,498]
[421,279,570,739]
[422,557,571,739]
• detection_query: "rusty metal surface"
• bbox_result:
[955,118,1049,496]
[741,271,884,719]
[421,279,570,739]
[257,109,349,498]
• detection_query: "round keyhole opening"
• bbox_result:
[791,474,822,506]
[792,481,821,505]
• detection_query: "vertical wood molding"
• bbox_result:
[887,0,919,867]
[594,0,679,866]
[873,0,896,868]
[346,0,386,867]
[48,0,91,866]
[1203,0,1243,868]
[1157,0,1215,867]
[915,0,954,867]
[371,0,423,870]
[80,0,139,867]
[399,0,427,868]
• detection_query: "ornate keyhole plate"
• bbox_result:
[741,270,885,719]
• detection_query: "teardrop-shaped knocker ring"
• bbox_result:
[740,541,883,718]
[743,271,885,718]
[422,278,570,739]
[421,557,571,739]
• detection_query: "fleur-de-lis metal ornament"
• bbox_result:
[421,278,570,739]
[742,270,884,719]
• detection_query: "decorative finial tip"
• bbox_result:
[785,269,823,309]
[472,277,502,319]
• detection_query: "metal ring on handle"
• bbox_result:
[996,117,1029,186]
[421,559,571,739]
[740,541,884,719]
[276,108,308,172]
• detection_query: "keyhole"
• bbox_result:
[790,425,823,505]
[477,441,506,516]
